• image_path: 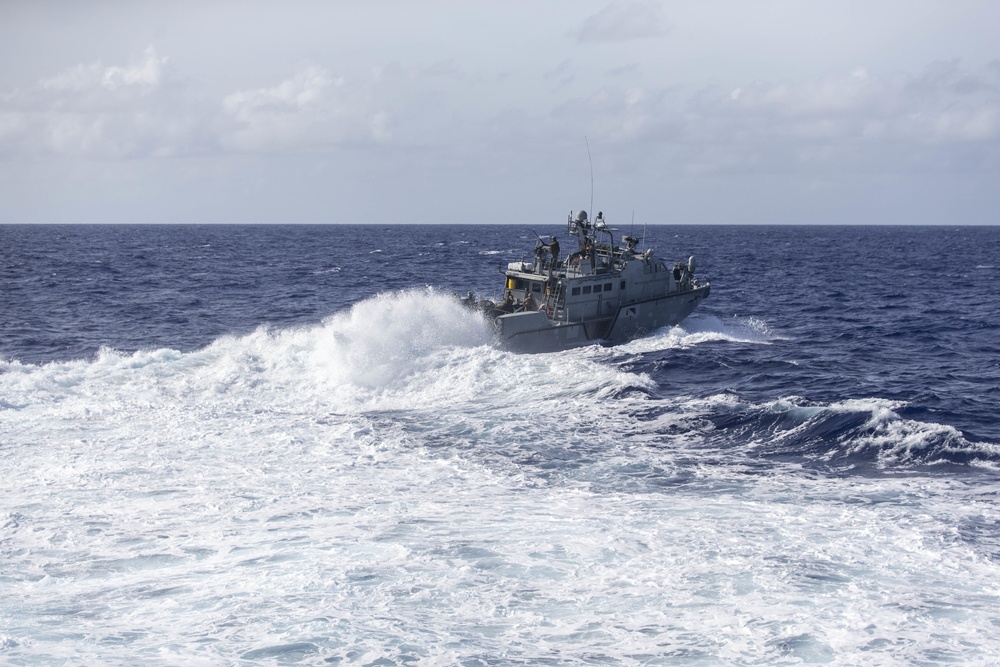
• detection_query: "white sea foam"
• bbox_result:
[2,293,1000,664]
[616,313,779,356]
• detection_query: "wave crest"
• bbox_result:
[692,394,1000,470]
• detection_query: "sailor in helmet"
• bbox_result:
[545,236,560,266]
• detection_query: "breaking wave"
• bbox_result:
[679,394,1000,471]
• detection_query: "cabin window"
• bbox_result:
[582,285,592,294]
[571,287,581,296]
[604,283,613,292]
[620,281,626,290]
[532,283,541,293]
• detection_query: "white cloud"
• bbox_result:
[530,60,1000,182]
[102,46,166,91]
[576,1,666,43]
[672,62,999,174]
[1,51,396,160]
[220,65,392,153]
[723,61,1000,146]
[223,66,335,119]
[1,40,996,196]
[0,46,181,159]
[39,45,166,96]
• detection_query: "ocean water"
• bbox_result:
[1,223,999,666]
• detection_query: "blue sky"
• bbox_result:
[1,1,998,224]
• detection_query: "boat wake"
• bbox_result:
[3,290,991,479]
[616,313,779,355]
[4,286,1000,666]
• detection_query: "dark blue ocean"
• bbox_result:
[2,223,999,665]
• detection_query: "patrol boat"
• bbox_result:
[483,210,710,353]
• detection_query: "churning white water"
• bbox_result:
[3,291,999,665]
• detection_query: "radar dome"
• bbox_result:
[574,210,588,222]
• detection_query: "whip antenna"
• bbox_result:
[585,136,594,217]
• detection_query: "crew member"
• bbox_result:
[546,236,560,266]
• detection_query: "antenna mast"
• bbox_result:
[585,136,594,217]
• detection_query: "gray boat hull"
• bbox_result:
[497,284,710,353]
